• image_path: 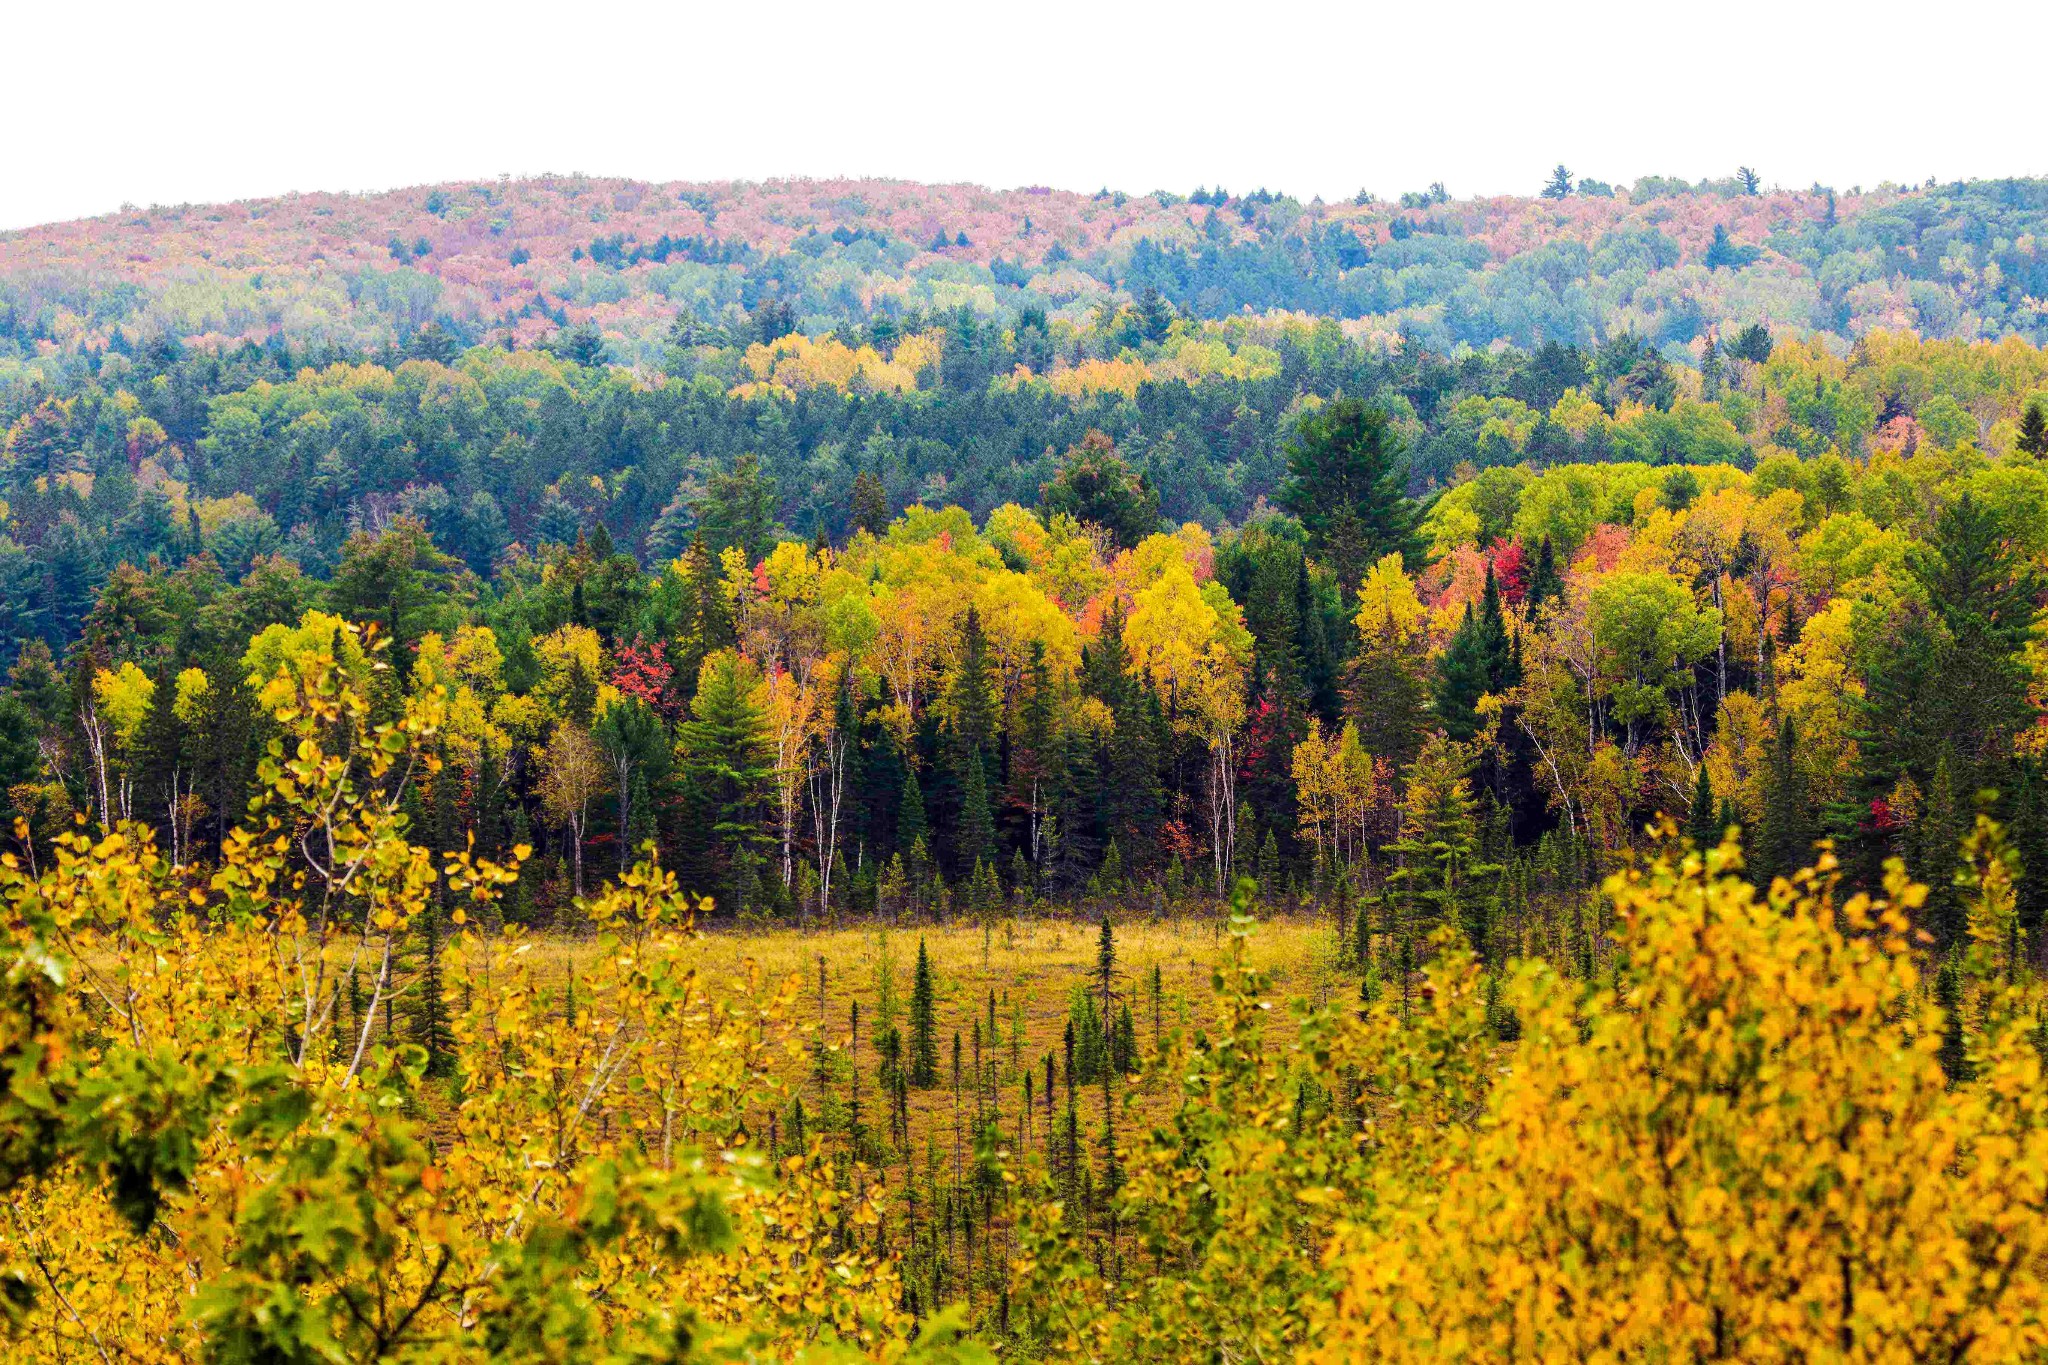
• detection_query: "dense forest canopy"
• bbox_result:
[9,172,2048,1362]
[5,173,2048,366]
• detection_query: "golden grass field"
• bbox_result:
[527,908,1348,1156]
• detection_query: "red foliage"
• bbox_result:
[1573,524,1633,575]
[1487,538,1528,605]
[611,636,680,721]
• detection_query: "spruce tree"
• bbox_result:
[1386,733,1496,939]
[850,469,891,535]
[1525,536,1563,608]
[2018,400,2048,458]
[898,764,927,862]
[1918,749,1969,950]
[1432,603,1494,743]
[908,938,940,1088]
[1278,399,1421,600]
[954,748,995,874]
[1096,911,1117,1030]
[1935,954,1973,1084]
[1687,763,1718,849]
[1090,604,1164,863]
[1753,716,1810,884]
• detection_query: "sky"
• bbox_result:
[7,0,2044,231]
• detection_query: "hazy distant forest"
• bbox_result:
[7,170,2048,1363]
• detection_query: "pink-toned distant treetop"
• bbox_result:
[5,173,2046,361]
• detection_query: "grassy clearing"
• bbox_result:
[520,908,1349,1150]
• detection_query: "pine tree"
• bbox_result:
[645,488,696,564]
[909,937,940,1087]
[850,469,891,535]
[1700,333,1724,400]
[945,608,1000,854]
[677,651,774,906]
[1386,733,1494,939]
[1752,716,1810,885]
[1687,763,1718,849]
[1095,911,1117,1032]
[1525,536,1563,609]
[1918,748,1969,950]
[2019,401,2048,458]
[1432,603,1493,743]
[1008,641,1061,873]
[1433,570,1516,744]
[1091,604,1164,863]
[898,764,928,861]
[954,747,995,874]
[1935,954,1973,1084]
[1279,399,1421,600]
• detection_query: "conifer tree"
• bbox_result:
[1432,571,1517,743]
[677,650,773,903]
[1096,911,1117,1029]
[1754,716,1810,884]
[2018,400,2048,458]
[1687,763,1718,848]
[1386,733,1494,939]
[1097,838,1124,898]
[898,764,928,861]
[1935,954,1972,1084]
[1090,604,1164,863]
[1257,828,1280,897]
[955,749,995,874]
[909,938,940,1087]
[1918,748,1969,950]
[1525,536,1563,608]
[1008,640,1061,871]
[1279,399,1421,600]
[850,469,891,535]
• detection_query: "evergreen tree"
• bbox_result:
[1935,954,1972,1085]
[1687,763,1718,848]
[1008,640,1060,868]
[955,752,995,875]
[1095,910,1117,1031]
[1432,570,1515,742]
[1433,603,1493,743]
[1525,536,1563,608]
[1753,716,1810,884]
[1917,748,1969,951]
[1279,399,1421,604]
[850,469,891,536]
[645,488,696,564]
[1089,603,1163,864]
[676,651,775,905]
[898,764,927,861]
[908,938,940,1088]
[943,607,1000,874]
[695,452,781,563]
[2019,401,2048,458]
[1386,734,1495,939]
[675,533,735,694]
[1541,164,1574,199]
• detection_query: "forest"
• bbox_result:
[6,172,2048,1361]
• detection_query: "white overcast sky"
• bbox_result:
[6,0,2043,231]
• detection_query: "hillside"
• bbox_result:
[5,173,2048,360]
